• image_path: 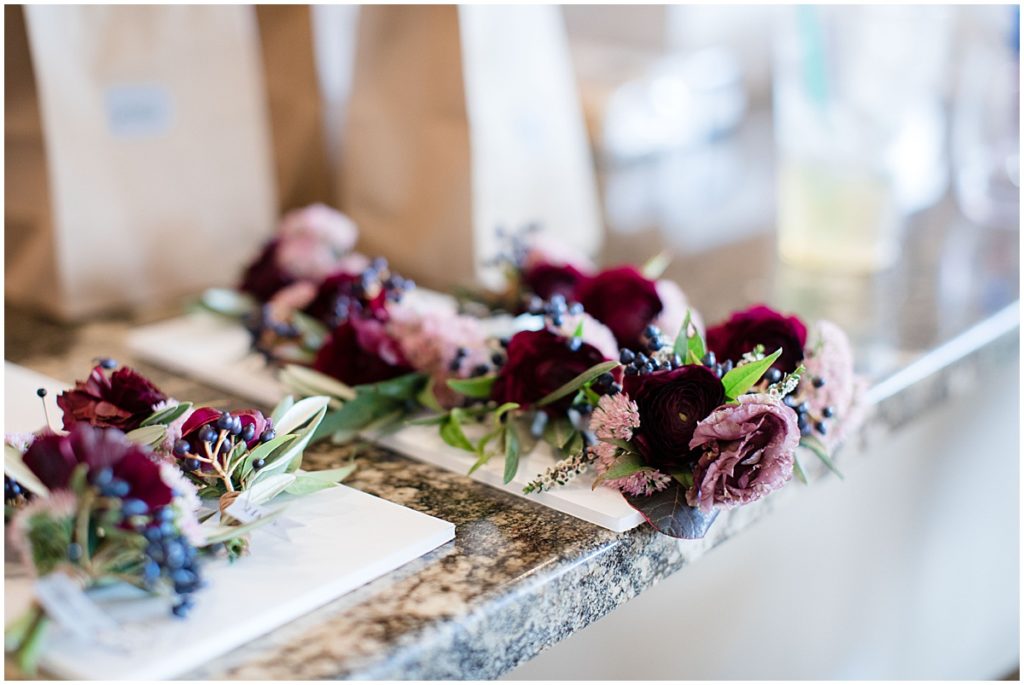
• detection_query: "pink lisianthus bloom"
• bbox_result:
[687,394,798,513]
[554,312,619,361]
[275,204,359,282]
[387,304,491,407]
[802,320,866,450]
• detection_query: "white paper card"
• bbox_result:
[3,363,457,680]
[125,312,645,533]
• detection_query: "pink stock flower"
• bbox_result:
[802,320,866,450]
[687,394,799,513]
[592,441,672,497]
[275,204,359,282]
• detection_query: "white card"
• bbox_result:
[3,363,456,680]
[125,310,645,533]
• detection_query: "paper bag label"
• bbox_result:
[105,84,174,137]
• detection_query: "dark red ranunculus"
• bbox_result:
[304,271,388,325]
[575,266,663,350]
[180,407,269,451]
[57,365,168,432]
[23,424,172,511]
[522,262,590,303]
[623,364,725,471]
[313,316,411,387]
[239,240,294,302]
[705,305,808,373]
[491,329,609,413]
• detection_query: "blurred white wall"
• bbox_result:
[508,353,1019,679]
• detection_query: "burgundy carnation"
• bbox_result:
[491,329,608,413]
[623,364,725,471]
[239,240,294,302]
[522,262,590,303]
[180,407,269,450]
[23,424,172,511]
[313,316,412,387]
[705,305,808,373]
[304,271,388,325]
[687,394,798,513]
[57,365,168,432]
[576,266,664,350]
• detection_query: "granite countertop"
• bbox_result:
[4,193,1018,679]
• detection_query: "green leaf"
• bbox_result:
[572,319,585,339]
[141,401,193,427]
[245,473,296,505]
[536,360,620,408]
[284,464,356,496]
[313,393,398,442]
[4,445,49,497]
[502,423,521,484]
[641,250,672,279]
[199,288,257,318]
[493,402,520,422]
[237,434,298,486]
[800,435,844,480]
[123,425,166,449]
[605,438,638,455]
[408,412,451,427]
[270,395,295,426]
[440,412,475,453]
[417,377,444,412]
[279,365,356,402]
[591,451,644,489]
[446,375,497,399]
[362,373,428,401]
[721,348,782,400]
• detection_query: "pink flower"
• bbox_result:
[592,441,672,497]
[802,320,866,450]
[554,312,619,361]
[160,463,205,546]
[687,394,798,513]
[590,393,640,441]
[387,304,491,408]
[275,204,359,282]
[5,432,36,452]
[153,401,193,456]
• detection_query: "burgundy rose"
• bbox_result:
[522,262,590,303]
[576,267,664,350]
[239,240,294,302]
[705,305,808,373]
[180,407,269,451]
[623,364,725,470]
[304,271,388,325]
[687,394,798,513]
[313,316,412,387]
[491,329,609,413]
[57,365,168,432]
[23,424,172,511]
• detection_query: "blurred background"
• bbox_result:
[4,4,1020,679]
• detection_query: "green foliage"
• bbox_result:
[800,435,843,480]
[446,375,497,399]
[536,360,620,408]
[721,348,782,400]
[140,402,193,427]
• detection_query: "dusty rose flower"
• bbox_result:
[554,312,619,361]
[275,204,359,282]
[387,304,491,408]
[57,365,168,432]
[590,393,640,442]
[802,320,866,449]
[592,441,672,497]
[687,394,798,513]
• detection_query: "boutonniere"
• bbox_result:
[4,422,205,674]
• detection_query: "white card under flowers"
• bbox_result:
[125,297,646,533]
[3,362,456,680]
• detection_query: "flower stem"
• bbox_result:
[13,604,49,676]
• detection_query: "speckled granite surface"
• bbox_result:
[4,200,1019,679]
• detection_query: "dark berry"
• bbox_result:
[815,421,827,435]
[619,349,635,364]
[215,412,233,431]
[822,406,835,418]
[254,459,266,470]
[766,368,783,384]
[240,423,256,443]
[702,351,716,367]
[98,357,117,369]
[260,429,277,443]
[184,458,201,472]
[121,499,148,517]
[198,426,217,444]
[812,376,826,388]
[67,542,83,562]
[173,439,190,457]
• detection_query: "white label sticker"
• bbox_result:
[224,494,302,542]
[105,84,174,138]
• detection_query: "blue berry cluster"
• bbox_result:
[784,376,835,437]
[527,293,584,333]
[323,257,414,328]
[174,412,276,473]
[4,475,31,505]
[141,508,203,618]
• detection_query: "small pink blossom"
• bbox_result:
[591,393,640,442]
[802,320,865,450]
[688,394,798,513]
[160,463,205,546]
[554,312,619,361]
[522,235,596,274]
[5,432,36,452]
[653,279,702,339]
[387,304,491,408]
[592,441,671,497]
[275,204,359,281]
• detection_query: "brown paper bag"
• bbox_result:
[5,5,278,320]
[340,5,603,292]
